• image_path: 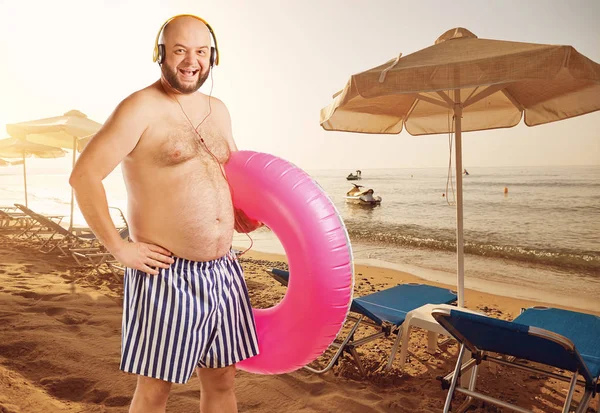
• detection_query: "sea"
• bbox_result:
[1,162,599,311]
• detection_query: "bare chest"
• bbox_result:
[143,120,230,167]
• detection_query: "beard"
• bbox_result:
[161,63,210,94]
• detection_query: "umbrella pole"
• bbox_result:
[70,139,76,230]
[22,153,28,207]
[453,90,465,308]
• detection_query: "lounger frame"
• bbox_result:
[432,308,598,413]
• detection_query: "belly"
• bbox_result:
[124,165,235,261]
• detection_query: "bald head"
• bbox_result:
[160,16,212,48]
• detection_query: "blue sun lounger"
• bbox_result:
[270,268,457,374]
[432,306,600,413]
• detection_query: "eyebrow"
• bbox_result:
[172,43,209,50]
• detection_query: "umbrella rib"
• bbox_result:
[416,93,451,109]
[463,86,480,105]
[405,99,420,121]
[501,89,524,112]
[463,84,507,108]
[436,91,456,107]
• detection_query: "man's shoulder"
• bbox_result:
[204,95,230,117]
[116,83,162,114]
[125,83,162,104]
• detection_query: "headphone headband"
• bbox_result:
[153,14,220,66]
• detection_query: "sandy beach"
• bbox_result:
[0,235,598,413]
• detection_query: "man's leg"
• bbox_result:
[129,375,172,413]
[196,365,237,413]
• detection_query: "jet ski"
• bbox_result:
[346,169,362,180]
[344,184,382,206]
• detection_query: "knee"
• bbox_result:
[130,376,171,411]
[199,365,236,394]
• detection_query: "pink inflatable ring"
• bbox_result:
[224,150,354,374]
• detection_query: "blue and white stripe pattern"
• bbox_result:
[120,250,259,384]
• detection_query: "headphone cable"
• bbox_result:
[163,71,255,257]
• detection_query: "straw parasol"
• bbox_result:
[0,137,67,207]
[6,110,103,228]
[320,27,600,306]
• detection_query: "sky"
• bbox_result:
[0,0,598,171]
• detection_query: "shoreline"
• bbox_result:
[233,232,600,314]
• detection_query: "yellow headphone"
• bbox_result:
[152,14,220,67]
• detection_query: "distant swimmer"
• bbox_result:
[463,169,469,176]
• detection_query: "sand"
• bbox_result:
[0,236,598,413]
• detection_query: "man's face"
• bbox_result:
[160,20,213,94]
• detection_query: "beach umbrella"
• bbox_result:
[6,110,103,229]
[77,133,95,153]
[0,159,24,167]
[0,137,67,207]
[320,27,600,307]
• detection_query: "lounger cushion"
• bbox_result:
[352,284,457,326]
[515,307,600,382]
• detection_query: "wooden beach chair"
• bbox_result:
[15,203,99,253]
[0,207,29,230]
[70,248,125,279]
[15,204,128,257]
[10,205,66,241]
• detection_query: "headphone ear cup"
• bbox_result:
[210,46,216,67]
[157,44,165,65]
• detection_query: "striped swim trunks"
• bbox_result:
[119,249,260,384]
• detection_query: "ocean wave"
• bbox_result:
[344,220,600,276]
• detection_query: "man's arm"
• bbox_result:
[69,92,173,274]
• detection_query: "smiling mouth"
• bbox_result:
[179,68,199,78]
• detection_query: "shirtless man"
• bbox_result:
[69,15,260,413]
